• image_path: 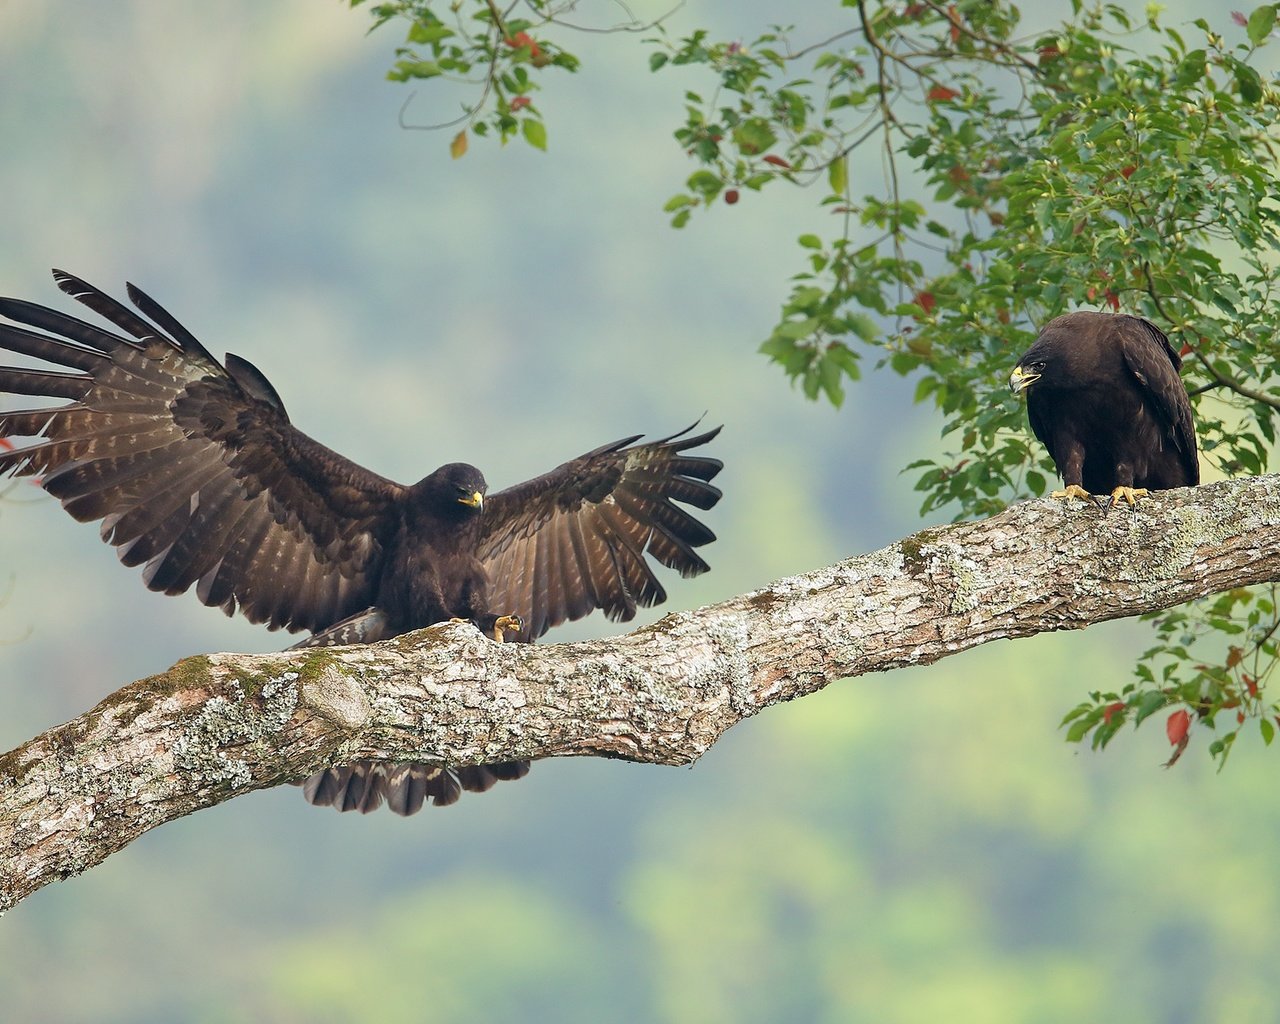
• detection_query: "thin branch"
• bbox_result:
[537,0,684,35]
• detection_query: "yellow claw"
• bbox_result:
[1050,484,1095,503]
[493,614,523,643]
[1108,486,1149,507]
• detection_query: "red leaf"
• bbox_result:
[724,189,740,205]
[1232,11,1249,27]
[0,437,12,451]
[1238,710,1247,725]
[903,2,927,16]
[1178,342,1193,357]
[914,290,936,314]
[510,95,531,111]
[927,84,959,103]
[1166,709,1190,746]
[762,154,792,169]
[1104,290,1120,312]
[1245,674,1258,697]
[1120,165,1136,179]
[504,32,542,58]
[947,4,961,44]
[1102,701,1126,725]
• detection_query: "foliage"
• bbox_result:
[357,0,1280,764]
[351,0,582,152]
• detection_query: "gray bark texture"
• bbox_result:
[3,476,1280,911]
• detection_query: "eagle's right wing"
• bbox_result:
[0,271,404,634]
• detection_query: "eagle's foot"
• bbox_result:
[493,614,524,643]
[1107,486,1149,508]
[1050,484,1095,503]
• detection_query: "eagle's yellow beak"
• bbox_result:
[458,491,484,510]
[1009,365,1040,395]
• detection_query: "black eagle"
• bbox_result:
[1008,311,1198,506]
[0,271,723,815]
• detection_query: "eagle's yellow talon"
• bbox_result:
[1109,486,1149,507]
[493,614,523,643]
[1051,484,1094,503]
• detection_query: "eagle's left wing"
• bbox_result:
[471,425,723,641]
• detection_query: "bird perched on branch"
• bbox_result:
[0,270,723,815]
[1009,311,1198,507]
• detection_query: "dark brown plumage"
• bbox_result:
[1009,311,1198,505]
[0,271,723,815]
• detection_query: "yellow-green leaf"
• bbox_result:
[828,155,847,196]
[522,119,547,151]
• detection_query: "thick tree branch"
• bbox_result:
[4,475,1280,910]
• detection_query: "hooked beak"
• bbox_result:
[1009,364,1040,395]
[458,491,484,510]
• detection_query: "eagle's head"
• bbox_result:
[1008,359,1045,395]
[414,462,488,518]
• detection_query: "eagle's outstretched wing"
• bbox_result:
[472,424,723,641]
[0,271,404,633]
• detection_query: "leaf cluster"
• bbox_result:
[354,0,582,152]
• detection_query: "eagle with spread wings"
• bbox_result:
[0,271,723,815]
[1009,311,1198,506]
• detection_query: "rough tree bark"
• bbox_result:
[3,475,1279,910]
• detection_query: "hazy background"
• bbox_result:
[0,2,1277,1021]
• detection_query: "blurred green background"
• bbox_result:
[1,3,1277,1022]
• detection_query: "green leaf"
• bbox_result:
[521,119,548,151]
[732,118,778,155]
[389,59,442,81]
[407,21,453,45]
[828,156,848,196]
[1175,49,1206,87]
[798,233,823,250]
[649,52,669,72]
[1235,63,1263,103]
[819,356,846,407]
[687,170,723,197]
[1247,4,1278,45]
[1133,689,1168,725]
[1065,717,1097,743]
[1261,717,1276,745]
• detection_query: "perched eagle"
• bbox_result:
[0,271,723,815]
[1008,311,1198,506]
